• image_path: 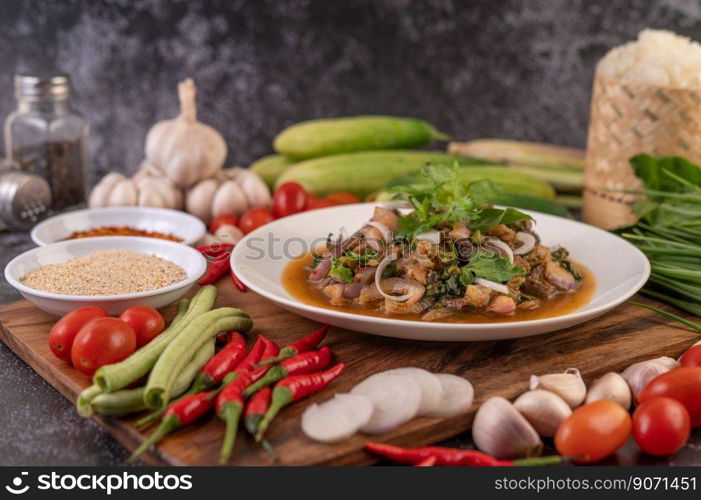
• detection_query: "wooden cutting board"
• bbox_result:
[0,279,698,466]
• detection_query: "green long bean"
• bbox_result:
[94,287,217,393]
[91,337,216,417]
[144,308,252,409]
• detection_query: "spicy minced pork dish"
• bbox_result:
[304,166,584,321]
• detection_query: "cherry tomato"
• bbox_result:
[679,345,701,368]
[273,182,308,218]
[639,367,701,427]
[71,318,136,376]
[633,397,690,456]
[119,306,165,348]
[239,207,275,234]
[555,400,632,463]
[210,214,239,234]
[306,198,335,210]
[48,306,109,363]
[325,192,359,205]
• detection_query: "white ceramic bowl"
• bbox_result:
[5,236,207,316]
[31,206,206,246]
[232,203,651,342]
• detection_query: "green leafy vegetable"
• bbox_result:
[392,164,532,241]
[329,257,353,283]
[459,254,525,286]
[618,154,701,318]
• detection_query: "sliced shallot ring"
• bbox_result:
[485,237,513,264]
[375,257,412,302]
[364,221,391,243]
[423,374,474,418]
[301,393,374,443]
[351,373,422,434]
[513,232,536,255]
[385,367,444,416]
[474,277,510,294]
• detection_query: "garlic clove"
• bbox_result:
[138,186,166,208]
[513,390,572,437]
[472,396,543,459]
[529,368,586,408]
[585,372,632,410]
[88,172,125,208]
[235,170,272,209]
[215,224,244,245]
[212,180,250,217]
[622,360,670,400]
[648,356,679,371]
[108,179,138,207]
[186,178,220,222]
[135,174,183,210]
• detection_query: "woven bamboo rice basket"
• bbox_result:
[583,73,701,229]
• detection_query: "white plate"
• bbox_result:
[31,206,206,246]
[231,203,650,342]
[5,236,207,316]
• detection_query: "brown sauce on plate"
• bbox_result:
[282,253,596,323]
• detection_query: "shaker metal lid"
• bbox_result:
[0,171,52,229]
[14,71,71,100]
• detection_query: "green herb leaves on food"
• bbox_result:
[459,254,525,286]
[392,164,532,242]
[329,257,353,283]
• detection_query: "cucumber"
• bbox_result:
[273,116,451,160]
[250,154,295,188]
[488,193,571,218]
[275,151,489,199]
[508,165,582,194]
[380,166,556,200]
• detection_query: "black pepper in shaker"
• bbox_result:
[4,71,89,211]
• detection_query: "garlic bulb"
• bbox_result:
[89,172,126,207]
[185,168,271,222]
[134,165,183,210]
[622,360,670,399]
[145,78,226,188]
[109,179,138,206]
[529,368,586,408]
[89,167,183,210]
[472,396,543,459]
[513,390,572,437]
[235,169,272,208]
[648,356,679,371]
[212,180,249,219]
[585,372,632,410]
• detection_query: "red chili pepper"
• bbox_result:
[259,325,328,366]
[127,391,216,464]
[196,243,234,256]
[198,258,230,286]
[197,332,247,387]
[229,267,247,292]
[134,332,247,430]
[244,386,272,435]
[415,456,437,467]
[216,365,270,464]
[364,442,567,467]
[221,335,268,385]
[255,362,345,442]
[260,335,280,363]
[243,346,332,397]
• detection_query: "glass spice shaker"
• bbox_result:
[4,71,89,211]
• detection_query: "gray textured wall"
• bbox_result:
[1,0,700,183]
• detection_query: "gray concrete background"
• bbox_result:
[1,0,701,466]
